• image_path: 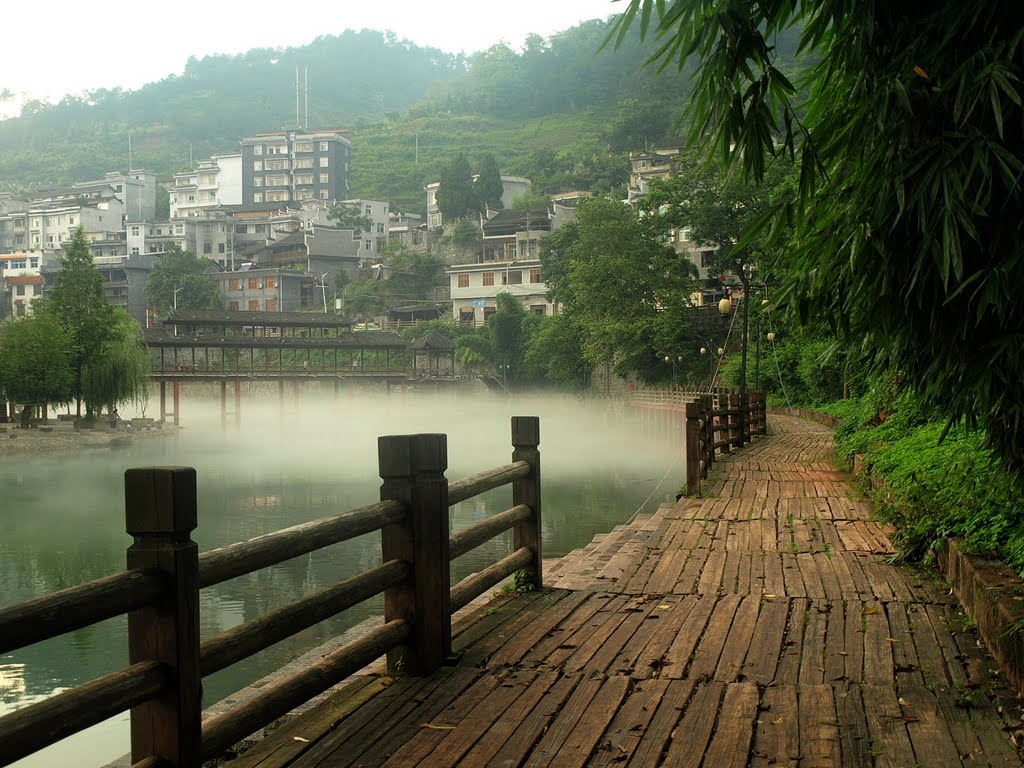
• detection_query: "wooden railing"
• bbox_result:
[0,417,542,768]
[684,392,767,495]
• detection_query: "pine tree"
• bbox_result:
[46,226,113,418]
[474,154,504,211]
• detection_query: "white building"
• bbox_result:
[74,170,158,222]
[0,251,45,318]
[169,154,243,218]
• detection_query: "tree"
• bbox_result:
[611,1,1024,467]
[541,196,699,379]
[0,315,73,428]
[523,314,590,391]
[474,154,504,210]
[46,227,113,418]
[511,191,551,210]
[82,308,151,416]
[328,201,373,234]
[145,243,221,312]
[435,153,476,222]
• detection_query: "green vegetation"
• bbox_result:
[612,0,1024,470]
[0,313,73,427]
[144,244,221,312]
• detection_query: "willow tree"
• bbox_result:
[0,314,73,428]
[611,1,1024,466]
[82,308,151,416]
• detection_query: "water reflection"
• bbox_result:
[0,392,683,766]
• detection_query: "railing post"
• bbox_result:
[511,416,542,588]
[701,395,713,475]
[378,433,450,676]
[685,402,701,496]
[729,393,741,449]
[124,467,201,768]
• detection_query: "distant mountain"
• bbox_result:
[0,20,799,213]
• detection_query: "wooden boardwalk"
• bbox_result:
[234,415,1024,768]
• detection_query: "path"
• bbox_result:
[231,414,1024,768]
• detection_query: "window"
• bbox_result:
[365,240,372,250]
[69,216,75,225]
[236,225,246,233]
[529,268,541,284]
[9,258,26,269]
[130,226,140,237]
[377,223,385,234]
[175,224,184,234]
[296,158,314,169]
[503,270,523,285]
[228,301,239,311]
[265,276,278,289]
[364,205,372,215]
[266,298,278,311]
[229,278,241,291]
[203,243,212,254]
[483,306,496,322]
[248,299,261,311]
[700,250,714,268]
[531,304,546,315]
[218,243,225,254]
[253,193,263,202]
[457,274,469,288]
[265,175,287,186]
[15,285,25,296]
[319,174,329,184]
[253,145,263,156]
[248,277,260,290]
[294,142,313,153]
[266,191,289,202]
[319,157,329,167]
[319,190,330,199]
[253,161,263,171]
[681,227,692,242]
[255,224,267,233]
[29,257,38,268]
[319,141,329,151]
[266,159,289,171]
[131,247,139,255]
[482,272,495,287]
[294,174,314,185]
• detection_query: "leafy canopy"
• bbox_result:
[145,243,221,312]
[0,314,73,426]
[611,0,1024,466]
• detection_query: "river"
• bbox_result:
[0,389,683,767]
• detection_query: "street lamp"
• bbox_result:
[662,354,682,382]
[700,342,725,391]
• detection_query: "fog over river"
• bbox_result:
[0,387,683,767]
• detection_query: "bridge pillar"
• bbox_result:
[172,380,181,426]
[159,381,166,422]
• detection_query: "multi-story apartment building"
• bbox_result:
[340,199,390,258]
[446,205,574,324]
[425,175,531,230]
[627,146,684,202]
[0,251,46,318]
[126,213,234,267]
[93,253,159,325]
[168,155,243,218]
[240,128,352,206]
[214,268,315,313]
[74,170,158,222]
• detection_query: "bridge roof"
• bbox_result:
[143,329,409,349]
[163,309,353,329]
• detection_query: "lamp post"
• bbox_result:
[662,354,682,383]
[699,342,725,391]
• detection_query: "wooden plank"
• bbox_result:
[697,548,727,595]
[924,603,969,689]
[589,679,670,767]
[521,594,612,666]
[631,596,700,680]
[661,594,719,678]
[626,678,697,768]
[584,598,660,675]
[525,674,630,768]
[905,603,952,686]
[860,684,916,768]
[861,601,895,685]
[844,601,866,684]
[714,596,761,681]
[751,685,799,768]
[798,684,840,767]
[799,601,828,686]
[479,672,579,768]
[544,595,630,670]
[796,553,827,600]
[658,681,725,768]
[742,598,789,685]
[822,601,847,683]
[485,590,591,668]
[835,684,872,768]
[686,595,742,680]
[898,685,969,767]
[885,602,924,687]
[774,597,809,684]
[699,682,759,768]
[456,670,562,768]
[781,553,805,597]
[676,547,710,594]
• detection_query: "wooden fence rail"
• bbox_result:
[0,416,542,768]
[628,386,766,496]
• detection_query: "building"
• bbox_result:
[93,253,158,325]
[446,206,572,324]
[126,213,234,268]
[74,170,158,222]
[388,211,426,249]
[425,175,531,230]
[0,251,46,318]
[212,268,316,313]
[168,155,243,218]
[240,128,352,206]
[627,146,684,202]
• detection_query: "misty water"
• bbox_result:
[0,387,684,767]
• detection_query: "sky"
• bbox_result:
[0,0,618,118]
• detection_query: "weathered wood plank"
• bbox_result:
[751,685,799,768]
[798,684,841,767]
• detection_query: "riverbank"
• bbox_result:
[0,420,178,457]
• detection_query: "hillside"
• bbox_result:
[0,18,734,211]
